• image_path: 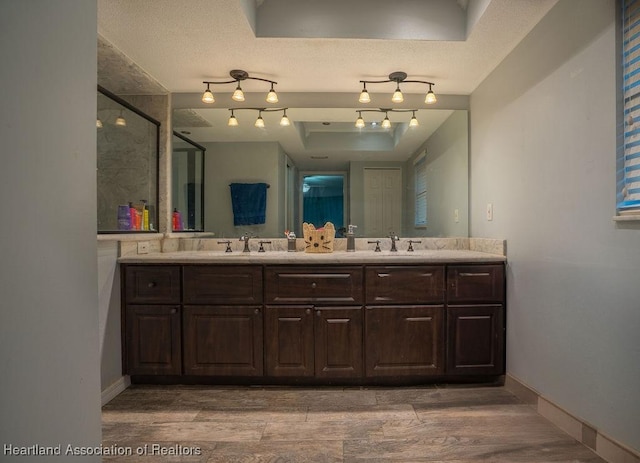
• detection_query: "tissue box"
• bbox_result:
[303,222,335,253]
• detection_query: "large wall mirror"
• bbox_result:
[172,105,468,239]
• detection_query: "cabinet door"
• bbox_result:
[446,305,504,375]
[365,305,444,377]
[265,305,314,377]
[315,307,363,378]
[125,305,181,375]
[183,306,263,376]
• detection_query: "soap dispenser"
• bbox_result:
[346,224,357,252]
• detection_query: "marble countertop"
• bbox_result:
[118,249,506,264]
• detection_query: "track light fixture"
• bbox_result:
[115,110,126,127]
[358,71,437,105]
[354,108,421,128]
[227,107,291,128]
[202,70,278,104]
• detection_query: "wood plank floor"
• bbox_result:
[102,384,605,462]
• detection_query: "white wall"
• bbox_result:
[0,0,102,459]
[98,241,123,395]
[470,0,640,452]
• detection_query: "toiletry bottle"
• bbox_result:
[128,202,137,230]
[117,205,131,231]
[287,231,297,252]
[172,208,179,231]
[141,200,149,231]
[346,224,357,252]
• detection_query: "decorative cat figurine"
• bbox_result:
[303,222,335,253]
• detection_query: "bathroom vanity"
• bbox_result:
[120,248,505,384]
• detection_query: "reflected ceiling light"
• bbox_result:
[202,70,278,105]
[254,111,265,128]
[227,110,238,127]
[354,108,420,129]
[115,110,126,127]
[409,110,419,127]
[381,112,391,129]
[227,107,290,128]
[279,109,290,126]
[358,71,436,105]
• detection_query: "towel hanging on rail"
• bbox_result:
[229,182,268,226]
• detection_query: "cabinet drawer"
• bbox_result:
[366,266,445,304]
[124,265,181,304]
[447,264,505,303]
[265,266,363,304]
[183,265,263,304]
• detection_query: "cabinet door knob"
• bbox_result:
[254,308,260,315]
[147,281,156,288]
[305,308,311,315]
[311,282,317,289]
[170,307,178,314]
[316,309,321,317]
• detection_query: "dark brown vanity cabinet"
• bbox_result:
[121,259,506,383]
[123,266,182,375]
[365,266,445,376]
[446,264,505,375]
[264,267,364,378]
[182,265,263,376]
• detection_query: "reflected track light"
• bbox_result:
[354,108,421,129]
[227,107,291,128]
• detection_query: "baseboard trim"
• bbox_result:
[504,374,639,463]
[101,376,131,406]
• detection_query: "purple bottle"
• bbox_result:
[117,204,131,230]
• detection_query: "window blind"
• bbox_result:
[621,0,640,213]
[415,156,427,226]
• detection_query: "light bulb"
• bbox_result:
[409,115,419,127]
[255,115,265,128]
[355,114,365,128]
[381,115,391,129]
[392,85,404,103]
[232,84,245,102]
[425,89,437,104]
[228,114,238,127]
[280,112,290,126]
[266,86,278,103]
[202,88,215,104]
[115,112,126,127]
[359,88,371,103]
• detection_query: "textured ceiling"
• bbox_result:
[97,0,559,168]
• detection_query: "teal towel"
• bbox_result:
[229,182,267,225]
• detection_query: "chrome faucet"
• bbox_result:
[389,232,400,252]
[239,233,253,253]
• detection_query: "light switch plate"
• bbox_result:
[454,209,459,223]
[486,203,493,221]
